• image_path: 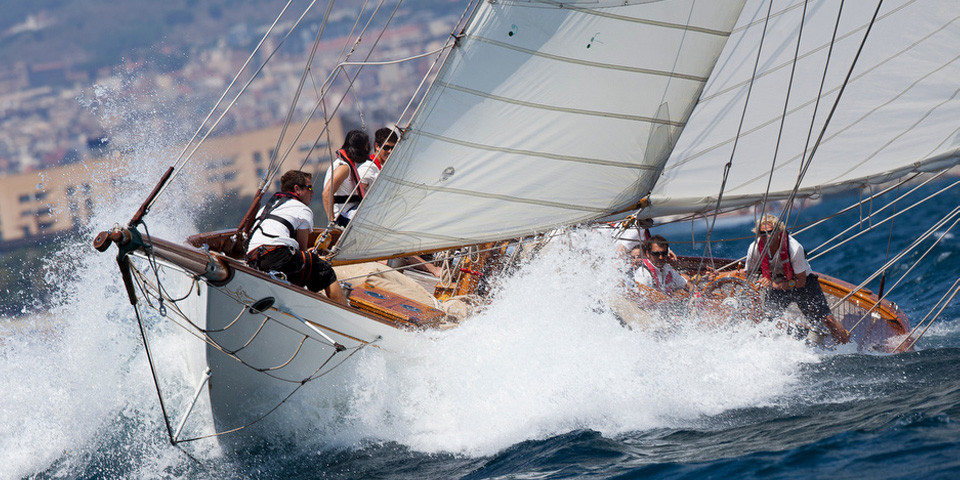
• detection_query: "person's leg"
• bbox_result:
[257,247,297,277]
[303,250,346,304]
[796,274,849,344]
[764,288,789,321]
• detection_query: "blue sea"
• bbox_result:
[2,177,959,480]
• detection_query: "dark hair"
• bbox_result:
[642,235,669,253]
[374,127,400,147]
[280,170,312,193]
[340,130,370,162]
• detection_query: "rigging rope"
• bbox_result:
[876,184,899,299]
[131,300,177,445]
[261,0,335,194]
[897,276,960,352]
[146,0,321,214]
[809,177,960,261]
[124,255,382,443]
[263,0,390,193]
[828,205,960,312]
[333,0,478,250]
[846,209,960,335]
[757,0,811,227]
[744,0,846,270]
[779,0,884,226]
[698,0,775,276]
[704,172,954,278]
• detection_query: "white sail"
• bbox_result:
[643,0,960,218]
[335,0,747,261]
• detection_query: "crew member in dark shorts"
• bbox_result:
[745,215,849,344]
[246,170,346,304]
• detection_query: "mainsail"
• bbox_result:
[643,0,960,218]
[334,0,747,261]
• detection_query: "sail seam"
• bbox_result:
[670,15,960,172]
[379,176,608,213]
[702,0,926,103]
[437,81,687,127]
[528,0,736,37]
[729,51,960,192]
[466,35,709,83]
[415,130,660,170]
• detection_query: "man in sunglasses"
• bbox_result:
[356,127,442,277]
[357,126,399,191]
[247,170,346,304]
[633,235,687,296]
[744,214,849,344]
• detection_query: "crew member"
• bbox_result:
[744,214,850,344]
[247,170,346,304]
[633,235,687,296]
[357,127,399,190]
[322,130,370,227]
[356,126,441,277]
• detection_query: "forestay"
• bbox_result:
[335,0,747,261]
[643,0,960,218]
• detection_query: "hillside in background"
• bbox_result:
[1,0,463,77]
[1,0,330,75]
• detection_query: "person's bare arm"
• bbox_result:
[411,255,442,277]
[296,228,311,251]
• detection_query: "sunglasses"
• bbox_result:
[381,144,395,151]
[758,229,777,236]
[648,251,669,258]
[299,184,313,191]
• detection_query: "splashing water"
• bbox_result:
[1,85,843,476]
[325,230,820,456]
[0,79,214,478]
[2,206,826,477]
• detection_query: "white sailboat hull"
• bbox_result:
[135,242,415,443]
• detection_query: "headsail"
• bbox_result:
[643,0,960,218]
[334,0,747,261]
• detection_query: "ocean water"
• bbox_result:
[2,164,959,479]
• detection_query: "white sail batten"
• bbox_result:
[336,0,747,260]
[644,0,960,218]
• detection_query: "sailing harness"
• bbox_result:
[758,231,795,281]
[249,191,301,241]
[332,149,367,206]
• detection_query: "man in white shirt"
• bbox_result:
[356,127,442,277]
[247,170,346,304]
[633,235,687,296]
[356,127,399,190]
[745,214,849,344]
